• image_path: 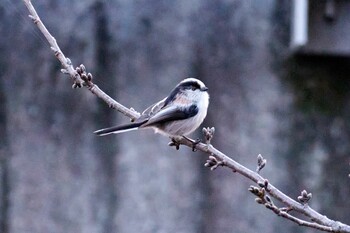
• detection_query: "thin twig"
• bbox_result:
[22,0,140,121]
[22,1,350,232]
[265,203,334,232]
[194,141,349,232]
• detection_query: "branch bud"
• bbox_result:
[204,155,225,171]
[298,190,312,204]
[256,154,267,173]
[202,127,215,144]
[255,198,264,204]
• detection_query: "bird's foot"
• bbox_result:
[168,137,181,150]
[182,136,201,152]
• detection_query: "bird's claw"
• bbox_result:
[168,138,180,150]
[182,136,201,152]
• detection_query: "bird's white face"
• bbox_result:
[182,86,209,105]
[179,78,209,105]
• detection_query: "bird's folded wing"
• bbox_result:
[141,97,167,118]
[141,105,198,127]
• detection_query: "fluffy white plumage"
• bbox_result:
[94,78,209,137]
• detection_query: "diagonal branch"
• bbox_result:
[22,0,140,122]
[265,202,334,232]
[22,0,350,232]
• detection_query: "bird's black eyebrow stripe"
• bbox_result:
[179,81,201,89]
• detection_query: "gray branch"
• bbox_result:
[22,0,350,232]
[22,0,140,122]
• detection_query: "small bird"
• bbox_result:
[94,78,209,138]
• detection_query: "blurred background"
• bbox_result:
[1,0,350,232]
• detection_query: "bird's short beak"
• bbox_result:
[201,86,208,91]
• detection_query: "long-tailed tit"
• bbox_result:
[94,78,209,137]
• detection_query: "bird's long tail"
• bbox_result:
[94,121,146,136]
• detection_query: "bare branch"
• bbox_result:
[265,203,335,232]
[22,0,140,122]
[249,182,335,232]
[22,1,350,232]
[198,140,350,232]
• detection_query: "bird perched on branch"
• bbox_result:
[94,78,209,138]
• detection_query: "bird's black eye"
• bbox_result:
[179,81,201,91]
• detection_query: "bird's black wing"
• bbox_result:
[141,105,198,127]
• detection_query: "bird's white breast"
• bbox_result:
[158,91,209,136]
